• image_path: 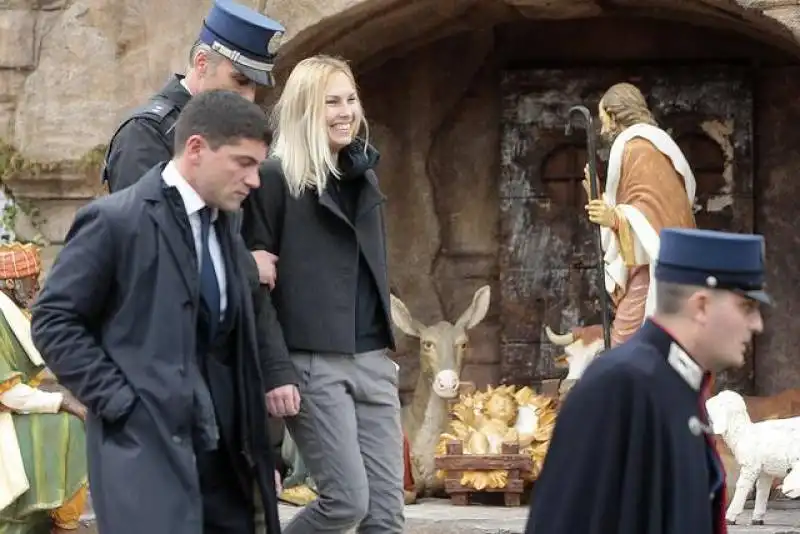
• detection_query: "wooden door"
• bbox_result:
[498,66,755,394]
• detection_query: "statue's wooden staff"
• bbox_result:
[565,105,611,350]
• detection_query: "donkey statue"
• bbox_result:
[390,285,491,500]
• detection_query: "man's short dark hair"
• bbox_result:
[655,280,691,315]
[173,90,272,155]
[656,280,719,315]
[188,40,224,68]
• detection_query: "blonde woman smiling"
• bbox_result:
[241,55,404,533]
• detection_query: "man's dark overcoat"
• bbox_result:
[31,164,282,534]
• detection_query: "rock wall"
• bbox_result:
[754,66,800,395]
[0,0,249,257]
[3,0,223,162]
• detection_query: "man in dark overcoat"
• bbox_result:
[30,90,282,534]
[525,227,769,534]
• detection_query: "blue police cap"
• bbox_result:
[655,228,771,305]
[198,0,285,87]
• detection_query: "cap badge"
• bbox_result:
[267,31,283,55]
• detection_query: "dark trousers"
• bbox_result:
[197,441,255,534]
[198,345,254,534]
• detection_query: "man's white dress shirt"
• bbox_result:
[162,161,227,319]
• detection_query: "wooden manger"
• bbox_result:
[434,440,533,506]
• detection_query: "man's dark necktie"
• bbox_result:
[199,207,221,340]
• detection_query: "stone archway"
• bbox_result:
[265,0,800,75]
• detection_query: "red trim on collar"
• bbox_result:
[701,373,715,400]
[648,316,672,336]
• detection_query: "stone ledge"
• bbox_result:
[0,142,106,203]
[4,171,104,200]
[0,1,67,8]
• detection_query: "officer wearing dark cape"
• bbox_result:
[526,228,769,534]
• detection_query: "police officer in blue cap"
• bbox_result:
[102,0,285,194]
[103,0,288,295]
[526,227,768,534]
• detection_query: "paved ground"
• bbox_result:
[76,498,800,533]
[278,500,800,533]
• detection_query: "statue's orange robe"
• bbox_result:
[609,137,696,346]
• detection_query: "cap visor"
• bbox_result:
[233,63,272,86]
[744,289,772,306]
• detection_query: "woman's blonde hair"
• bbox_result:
[270,55,368,197]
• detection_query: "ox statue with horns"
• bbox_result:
[544,324,605,398]
[544,324,605,381]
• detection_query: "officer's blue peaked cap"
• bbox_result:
[655,228,771,305]
[198,0,285,87]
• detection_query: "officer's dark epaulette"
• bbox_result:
[135,98,179,124]
[101,97,180,184]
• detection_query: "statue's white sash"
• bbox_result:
[601,123,696,318]
[0,411,28,511]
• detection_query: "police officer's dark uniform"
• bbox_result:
[525,228,771,534]
[102,0,284,193]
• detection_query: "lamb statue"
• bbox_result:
[706,390,800,525]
